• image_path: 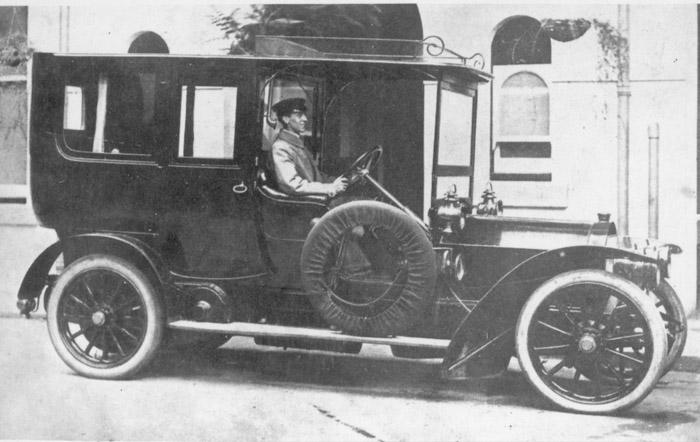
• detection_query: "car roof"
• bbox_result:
[50,52,491,87]
[46,35,492,83]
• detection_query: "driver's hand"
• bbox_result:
[328,176,348,197]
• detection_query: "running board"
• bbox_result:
[168,320,450,349]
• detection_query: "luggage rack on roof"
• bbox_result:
[254,35,485,70]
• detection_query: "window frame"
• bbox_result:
[56,58,173,165]
[172,66,252,168]
[176,83,239,164]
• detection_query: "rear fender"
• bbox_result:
[441,245,656,379]
[17,233,171,314]
[62,233,170,285]
[17,240,63,302]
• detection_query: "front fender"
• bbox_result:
[441,245,657,379]
[16,233,170,316]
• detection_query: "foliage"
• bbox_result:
[540,18,591,42]
[0,82,26,144]
[0,7,31,68]
[590,19,628,81]
[0,32,32,67]
[211,4,383,55]
[540,17,628,81]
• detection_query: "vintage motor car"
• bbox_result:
[17,36,686,414]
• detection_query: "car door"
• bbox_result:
[255,68,330,288]
[53,56,171,233]
[156,58,263,277]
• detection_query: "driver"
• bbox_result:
[271,98,348,197]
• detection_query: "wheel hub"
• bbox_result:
[577,334,597,354]
[91,310,107,326]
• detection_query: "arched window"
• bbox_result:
[491,16,552,181]
[128,31,169,54]
[492,16,550,65]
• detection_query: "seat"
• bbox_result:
[255,163,328,205]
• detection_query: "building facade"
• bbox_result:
[2,4,696,310]
[419,4,697,311]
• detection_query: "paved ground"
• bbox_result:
[1,316,700,442]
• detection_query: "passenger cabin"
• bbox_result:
[29,36,490,284]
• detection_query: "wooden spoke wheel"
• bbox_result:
[516,270,666,414]
[47,254,164,379]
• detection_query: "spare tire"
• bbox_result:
[301,201,437,336]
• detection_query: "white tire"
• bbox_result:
[47,254,164,379]
[516,270,666,414]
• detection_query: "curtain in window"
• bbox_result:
[498,72,549,137]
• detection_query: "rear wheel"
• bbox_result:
[47,254,164,379]
[516,270,666,414]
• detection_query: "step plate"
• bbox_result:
[168,320,450,350]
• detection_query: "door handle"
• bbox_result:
[232,182,248,194]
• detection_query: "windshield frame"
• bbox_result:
[430,76,478,203]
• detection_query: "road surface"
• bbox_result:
[1,316,700,441]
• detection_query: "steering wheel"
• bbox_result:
[341,145,383,185]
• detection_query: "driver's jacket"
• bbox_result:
[271,129,334,196]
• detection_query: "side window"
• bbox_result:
[322,79,378,172]
[61,76,97,152]
[321,78,419,176]
[177,85,238,159]
[61,62,171,157]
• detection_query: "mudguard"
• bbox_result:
[17,232,170,311]
[17,240,63,301]
[441,245,658,380]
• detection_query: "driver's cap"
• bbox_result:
[272,98,307,118]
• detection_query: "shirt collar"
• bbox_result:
[277,129,305,149]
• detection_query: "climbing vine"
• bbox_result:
[540,18,628,81]
[0,33,31,67]
[590,19,628,81]
[0,7,31,68]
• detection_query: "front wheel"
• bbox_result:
[47,254,165,379]
[515,270,666,414]
[652,280,687,376]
